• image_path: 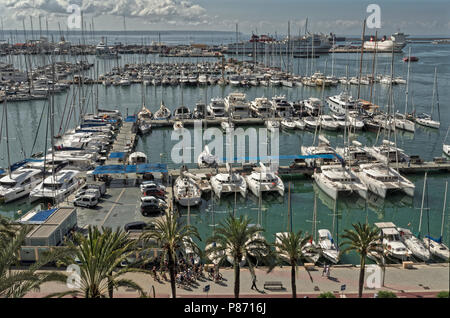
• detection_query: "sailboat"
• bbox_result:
[197,145,219,168]
[423,181,450,261]
[0,96,43,203]
[318,229,340,264]
[210,163,247,198]
[302,194,321,264]
[443,128,450,156]
[137,84,152,134]
[153,100,171,120]
[415,67,440,129]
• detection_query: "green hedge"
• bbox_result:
[318,292,337,298]
[437,291,449,298]
[376,291,397,298]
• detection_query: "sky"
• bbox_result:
[0,0,449,36]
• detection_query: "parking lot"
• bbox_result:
[73,187,164,230]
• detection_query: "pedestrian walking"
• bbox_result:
[322,265,327,277]
[251,275,258,290]
[327,265,331,278]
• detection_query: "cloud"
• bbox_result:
[2,0,208,24]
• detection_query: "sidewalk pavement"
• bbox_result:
[26,263,449,298]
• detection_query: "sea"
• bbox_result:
[1,32,449,264]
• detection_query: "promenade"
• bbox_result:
[26,263,449,298]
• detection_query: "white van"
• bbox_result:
[74,194,99,208]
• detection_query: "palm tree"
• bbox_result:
[49,226,146,298]
[140,210,201,299]
[340,223,381,298]
[273,231,312,298]
[0,217,68,298]
[206,213,272,298]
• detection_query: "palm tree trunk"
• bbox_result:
[358,255,366,298]
[108,276,113,298]
[291,261,296,298]
[234,260,240,298]
[168,249,177,298]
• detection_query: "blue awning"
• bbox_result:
[91,163,168,175]
[125,115,137,123]
[109,152,127,159]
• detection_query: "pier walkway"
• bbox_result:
[26,263,449,298]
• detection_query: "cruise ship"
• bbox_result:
[363,33,408,52]
[225,33,332,55]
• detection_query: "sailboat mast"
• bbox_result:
[357,19,366,100]
[404,47,411,114]
[441,181,448,238]
[3,95,11,178]
[419,172,428,235]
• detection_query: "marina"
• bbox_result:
[1,29,450,269]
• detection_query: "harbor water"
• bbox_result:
[1,41,449,264]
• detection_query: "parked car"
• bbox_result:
[74,194,99,208]
[75,188,101,200]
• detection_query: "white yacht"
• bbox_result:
[0,169,43,203]
[224,92,250,119]
[173,121,184,131]
[293,118,306,130]
[265,119,280,133]
[205,242,225,265]
[357,163,415,198]
[347,111,365,130]
[173,106,192,120]
[207,98,227,118]
[173,173,202,207]
[127,152,147,165]
[280,118,296,130]
[365,140,410,164]
[210,164,247,198]
[250,97,272,118]
[415,113,440,129]
[398,228,431,262]
[335,140,374,163]
[30,170,81,203]
[327,92,359,115]
[303,116,320,130]
[313,165,368,200]
[318,115,340,131]
[318,229,340,264]
[444,144,450,157]
[221,120,234,133]
[303,97,322,116]
[198,74,208,85]
[301,135,341,168]
[423,237,449,262]
[153,101,171,120]
[197,145,219,168]
[375,222,411,262]
[137,105,152,134]
[245,162,284,197]
[271,95,293,117]
[392,113,415,132]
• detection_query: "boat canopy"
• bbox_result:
[425,235,442,244]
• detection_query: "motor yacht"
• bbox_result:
[207,98,227,118]
[375,222,412,262]
[0,169,43,203]
[30,170,81,203]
